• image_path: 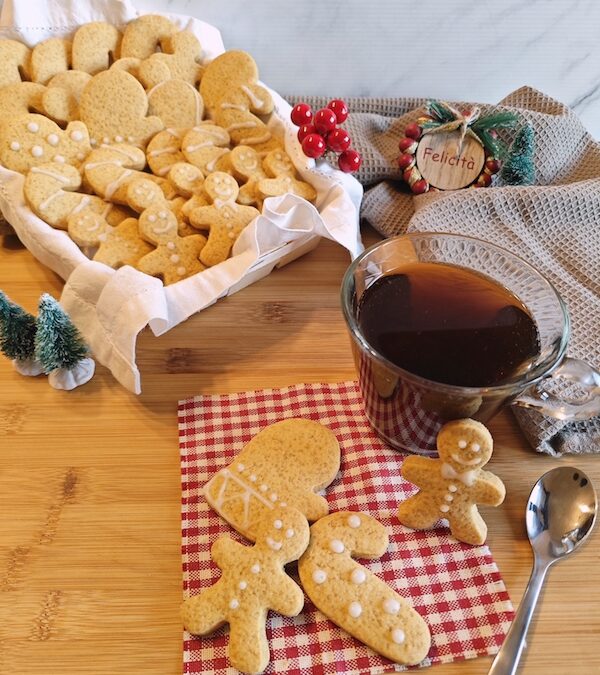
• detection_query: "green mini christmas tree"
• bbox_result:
[0,290,37,362]
[35,294,89,373]
[500,123,535,185]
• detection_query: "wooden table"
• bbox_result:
[1,225,598,675]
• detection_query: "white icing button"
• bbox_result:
[27,122,39,133]
[351,568,366,584]
[71,130,84,142]
[166,241,175,250]
[127,136,135,143]
[445,494,454,502]
[90,138,97,146]
[46,134,58,146]
[102,136,110,144]
[239,581,247,590]
[392,628,405,645]
[269,493,277,502]
[383,598,400,615]
[471,442,481,452]
[10,141,20,151]
[148,214,157,222]
[229,598,239,610]
[249,474,257,482]
[251,563,260,574]
[330,539,345,554]
[280,502,287,507]
[349,601,362,618]
[115,135,124,143]
[458,439,467,448]
[448,484,458,492]
[31,145,43,157]
[53,155,65,163]
[285,528,294,538]
[97,233,108,242]
[77,152,85,161]
[273,519,283,530]
[176,266,186,276]
[259,484,267,492]
[158,210,167,219]
[312,569,327,584]
[439,504,450,513]
[348,514,361,529]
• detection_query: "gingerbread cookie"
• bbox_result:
[298,511,431,666]
[146,79,204,129]
[41,70,92,124]
[130,177,207,284]
[181,123,230,174]
[258,149,317,203]
[30,37,71,85]
[228,145,266,208]
[182,506,310,674]
[188,171,260,266]
[0,83,46,122]
[137,30,203,87]
[0,114,91,174]
[397,419,506,546]
[89,216,154,269]
[78,69,164,147]
[167,162,204,198]
[146,128,186,177]
[25,161,127,230]
[0,39,31,87]
[71,21,122,75]
[203,418,340,542]
[120,14,177,59]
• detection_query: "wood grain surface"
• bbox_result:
[0,226,599,675]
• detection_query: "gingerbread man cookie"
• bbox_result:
[146,128,186,177]
[131,178,207,284]
[298,511,431,666]
[188,171,260,267]
[258,149,317,202]
[0,114,91,174]
[181,506,310,674]
[78,69,164,148]
[397,419,506,546]
[88,216,154,269]
[228,145,266,208]
[181,123,230,175]
[203,418,340,542]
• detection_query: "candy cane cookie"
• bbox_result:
[298,511,431,666]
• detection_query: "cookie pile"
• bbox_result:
[0,15,318,284]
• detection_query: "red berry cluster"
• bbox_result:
[398,118,501,193]
[290,99,362,173]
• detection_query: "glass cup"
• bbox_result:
[341,232,600,455]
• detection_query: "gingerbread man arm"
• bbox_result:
[401,455,438,489]
[265,574,305,617]
[471,471,506,506]
[181,585,227,636]
[288,491,330,523]
[211,536,244,569]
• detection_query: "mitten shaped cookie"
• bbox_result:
[397,419,506,545]
[298,511,431,666]
[188,171,259,267]
[182,506,310,674]
[258,149,317,203]
[203,418,340,542]
[131,178,207,284]
[30,37,71,85]
[0,114,91,174]
[79,69,164,147]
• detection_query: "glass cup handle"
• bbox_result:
[513,357,600,420]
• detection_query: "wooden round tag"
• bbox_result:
[415,130,485,190]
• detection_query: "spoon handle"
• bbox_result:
[488,559,549,675]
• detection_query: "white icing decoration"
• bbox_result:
[237,463,245,472]
[471,442,481,452]
[266,536,282,551]
[448,484,458,492]
[220,102,246,111]
[149,146,178,157]
[269,493,277,502]
[249,474,257,482]
[176,266,186,276]
[170,254,180,264]
[349,601,362,618]
[97,233,108,242]
[251,563,260,574]
[102,136,110,144]
[229,598,239,610]
[115,135,124,143]
[71,130,84,142]
[47,134,59,146]
[445,494,454,502]
[31,145,43,157]
[10,141,20,151]
[348,514,361,528]
[148,214,157,222]
[104,168,133,200]
[158,210,167,219]
[458,439,467,448]
[392,628,405,645]
[280,502,287,507]
[312,569,327,584]
[30,166,71,183]
[351,568,366,585]
[383,598,400,614]
[330,539,344,554]
[241,84,264,109]
[285,528,294,538]
[53,155,65,163]
[90,138,97,146]
[441,462,477,485]
[166,241,175,250]
[259,484,267,492]
[27,121,39,133]
[127,136,135,143]
[273,519,283,530]
[227,121,257,132]
[239,581,247,590]
[439,504,450,513]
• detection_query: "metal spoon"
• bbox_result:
[488,466,597,675]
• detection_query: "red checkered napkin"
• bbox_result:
[179,381,514,674]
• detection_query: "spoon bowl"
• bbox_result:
[489,466,597,675]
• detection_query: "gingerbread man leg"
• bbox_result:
[228,607,269,674]
[397,493,440,530]
[448,510,487,546]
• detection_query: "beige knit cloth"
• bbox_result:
[290,87,600,455]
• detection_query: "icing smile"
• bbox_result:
[451,453,482,466]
